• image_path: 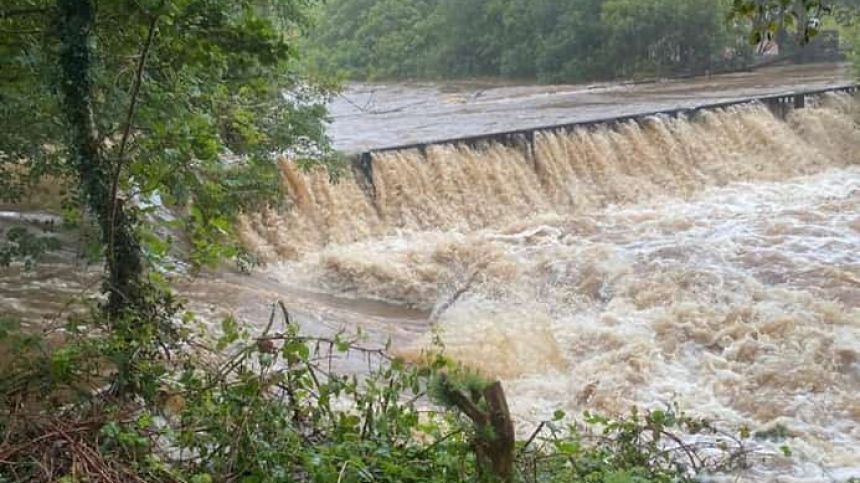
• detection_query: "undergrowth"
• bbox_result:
[1,301,757,482]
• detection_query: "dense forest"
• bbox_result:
[306,0,756,82]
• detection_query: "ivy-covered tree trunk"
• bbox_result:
[435,376,516,482]
[56,0,144,317]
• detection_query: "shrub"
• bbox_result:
[1,302,755,482]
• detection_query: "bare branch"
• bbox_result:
[0,29,45,34]
[107,4,161,264]
[518,421,547,456]
[0,8,51,19]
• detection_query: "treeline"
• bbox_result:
[305,0,754,83]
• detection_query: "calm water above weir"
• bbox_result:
[3,67,859,481]
[329,63,851,152]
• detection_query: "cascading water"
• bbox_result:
[240,94,860,480]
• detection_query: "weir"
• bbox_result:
[243,85,860,260]
[353,83,859,193]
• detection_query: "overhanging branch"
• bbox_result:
[107,3,162,265]
[0,8,51,19]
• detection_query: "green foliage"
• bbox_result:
[305,0,752,82]
[516,405,752,482]
[834,7,860,75]
[428,362,493,409]
[2,0,335,396]
[0,226,60,269]
[728,0,860,44]
[1,0,333,273]
[601,0,744,79]
[174,339,468,481]
[0,305,756,482]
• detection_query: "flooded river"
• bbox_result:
[3,65,860,480]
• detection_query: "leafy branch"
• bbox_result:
[107,0,163,272]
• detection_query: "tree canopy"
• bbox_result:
[306,0,753,82]
[1,0,334,311]
[729,0,860,43]
[0,1,339,402]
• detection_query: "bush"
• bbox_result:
[1,302,755,482]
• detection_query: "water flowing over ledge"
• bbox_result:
[241,92,860,260]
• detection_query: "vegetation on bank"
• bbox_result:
[307,0,860,83]
[1,0,856,481]
[305,0,754,83]
[1,304,756,482]
[732,0,860,76]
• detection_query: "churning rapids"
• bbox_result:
[237,94,860,481]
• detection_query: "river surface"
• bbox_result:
[3,65,859,481]
[329,62,852,152]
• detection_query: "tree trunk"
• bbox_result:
[481,382,515,481]
[439,376,516,482]
[56,0,144,317]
